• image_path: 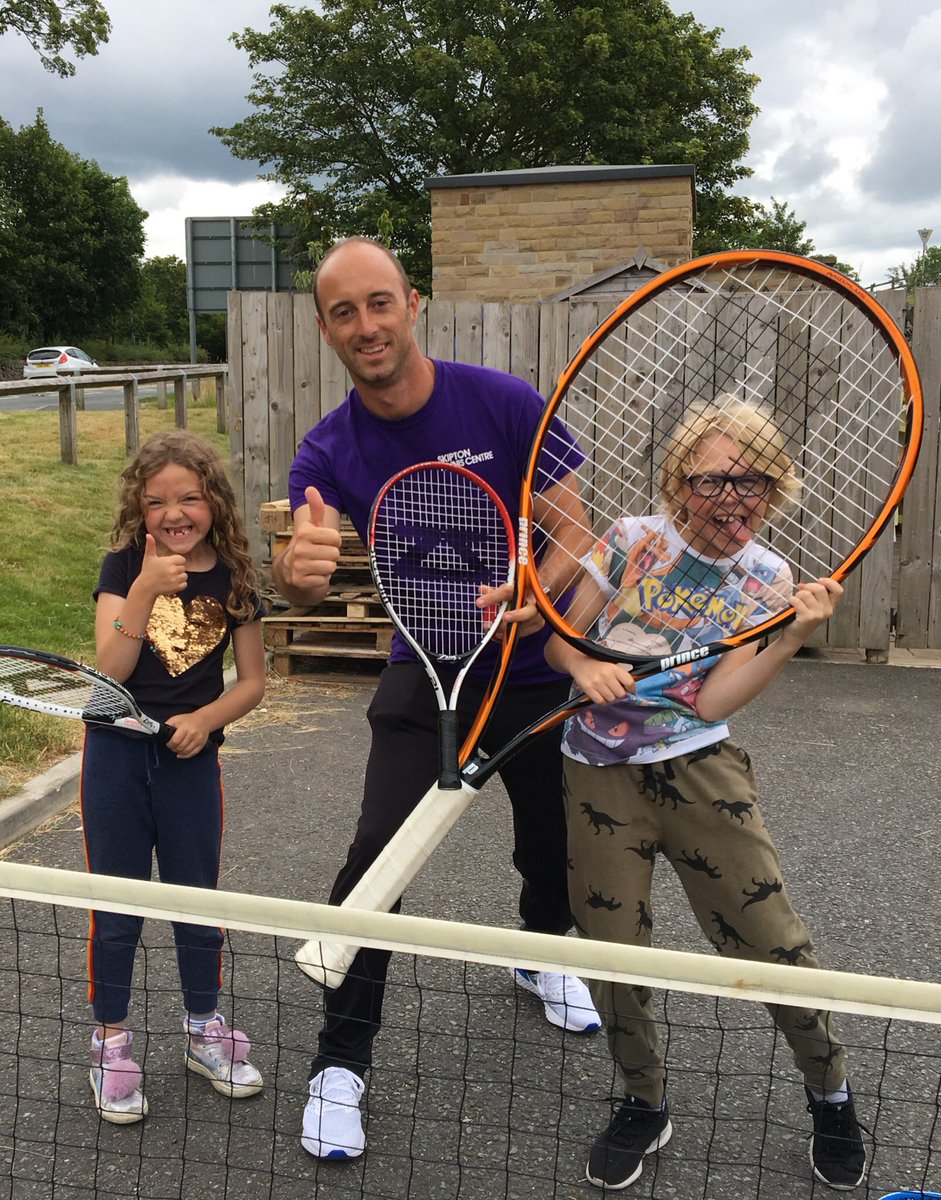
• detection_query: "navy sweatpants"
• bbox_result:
[80,729,225,1025]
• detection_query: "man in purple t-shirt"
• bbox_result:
[274,237,600,1162]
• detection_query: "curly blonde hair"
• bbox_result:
[659,395,802,525]
[111,431,260,621]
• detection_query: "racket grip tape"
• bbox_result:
[437,710,461,790]
[295,779,477,988]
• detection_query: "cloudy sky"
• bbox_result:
[0,0,938,287]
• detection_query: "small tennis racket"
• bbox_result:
[365,460,516,784]
[0,646,174,741]
[296,250,923,987]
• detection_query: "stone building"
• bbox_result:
[426,164,695,301]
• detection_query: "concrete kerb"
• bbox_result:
[3,650,940,851]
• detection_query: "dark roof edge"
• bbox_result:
[425,164,696,190]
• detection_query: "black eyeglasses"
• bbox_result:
[685,473,773,499]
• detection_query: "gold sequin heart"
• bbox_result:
[147,594,227,677]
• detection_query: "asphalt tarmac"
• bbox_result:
[2,655,940,1199]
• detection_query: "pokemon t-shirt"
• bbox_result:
[561,514,793,766]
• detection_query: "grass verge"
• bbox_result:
[0,405,228,798]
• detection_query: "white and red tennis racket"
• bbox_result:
[0,645,174,741]
[296,250,923,987]
[364,460,516,789]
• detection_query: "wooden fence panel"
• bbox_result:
[897,288,941,646]
[229,288,941,651]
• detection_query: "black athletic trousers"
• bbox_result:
[309,662,573,1079]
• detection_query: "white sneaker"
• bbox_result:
[513,968,602,1032]
[302,1067,366,1159]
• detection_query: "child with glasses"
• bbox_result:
[546,397,866,1192]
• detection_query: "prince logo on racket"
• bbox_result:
[546,398,868,1191]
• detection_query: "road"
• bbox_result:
[0,382,162,413]
[1,657,940,1199]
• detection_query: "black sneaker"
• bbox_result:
[805,1086,867,1190]
[586,1095,672,1189]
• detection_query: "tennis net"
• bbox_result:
[1,859,940,1199]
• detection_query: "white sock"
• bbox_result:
[808,1080,849,1105]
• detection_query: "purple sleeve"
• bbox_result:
[288,430,343,515]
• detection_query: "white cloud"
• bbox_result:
[0,0,938,284]
[131,175,287,259]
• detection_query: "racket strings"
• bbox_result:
[529,260,910,653]
[0,658,129,720]
[371,467,513,663]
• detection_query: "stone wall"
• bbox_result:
[427,165,695,301]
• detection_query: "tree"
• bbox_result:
[695,195,814,256]
[118,255,188,346]
[887,245,941,295]
[0,111,146,340]
[0,1,110,76]
[214,0,759,291]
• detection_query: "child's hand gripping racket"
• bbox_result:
[297,249,923,987]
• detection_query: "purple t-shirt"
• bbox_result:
[288,359,582,683]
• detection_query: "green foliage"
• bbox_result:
[695,195,815,256]
[887,245,941,296]
[214,0,759,291]
[0,0,110,76]
[0,111,147,342]
[115,255,188,346]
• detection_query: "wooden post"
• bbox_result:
[174,374,187,428]
[58,384,78,465]
[156,379,168,410]
[215,370,227,434]
[124,377,140,458]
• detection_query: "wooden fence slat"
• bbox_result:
[242,292,272,563]
[481,302,511,373]
[268,292,296,505]
[293,293,319,451]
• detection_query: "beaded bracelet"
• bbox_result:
[113,617,154,650]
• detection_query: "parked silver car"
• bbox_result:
[23,346,99,379]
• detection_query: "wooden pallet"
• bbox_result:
[260,501,392,678]
[264,606,393,678]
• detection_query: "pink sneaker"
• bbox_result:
[183,1014,263,1098]
[89,1030,148,1124]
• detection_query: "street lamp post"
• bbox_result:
[915,229,933,287]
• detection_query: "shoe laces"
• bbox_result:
[807,1096,871,1146]
[607,1095,658,1141]
[538,971,570,1005]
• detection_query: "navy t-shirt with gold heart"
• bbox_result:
[93,546,263,743]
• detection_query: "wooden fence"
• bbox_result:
[226,287,941,654]
[0,365,228,464]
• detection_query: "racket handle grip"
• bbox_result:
[437,710,461,790]
[295,779,477,988]
[157,723,176,744]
